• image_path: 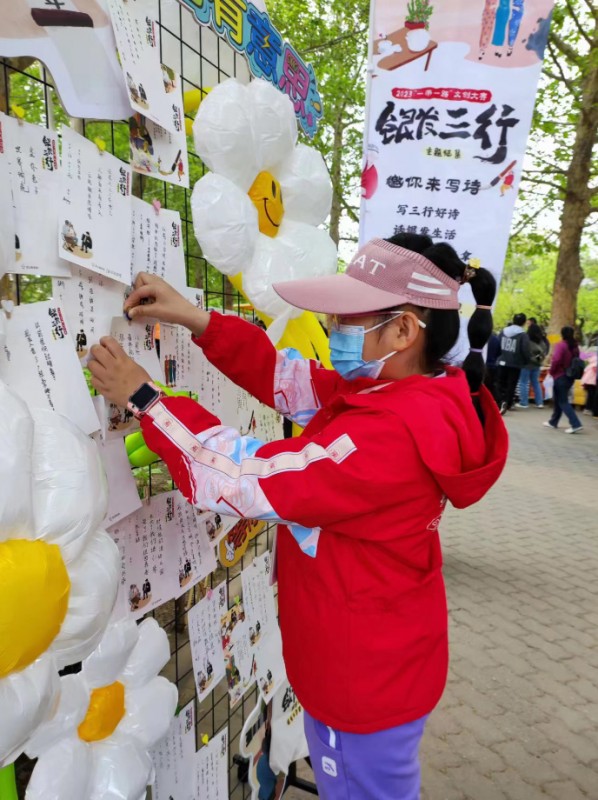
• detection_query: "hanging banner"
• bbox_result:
[174,0,322,138]
[360,0,554,305]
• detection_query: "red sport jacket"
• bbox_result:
[141,312,508,733]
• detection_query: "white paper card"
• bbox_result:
[188,581,228,703]
[58,125,132,284]
[242,552,286,700]
[129,101,189,188]
[108,494,176,621]
[131,196,187,291]
[0,300,99,434]
[151,700,196,800]
[52,265,126,364]
[108,0,181,133]
[0,113,69,277]
[0,147,16,277]
[110,316,162,380]
[194,728,228,800]
[97,437,142,527]
[221,599,255,707]
[170,493,218,598]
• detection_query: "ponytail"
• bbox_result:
[384,233,496,424]
[461,267,497,423]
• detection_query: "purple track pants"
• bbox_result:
[304,711,428,800]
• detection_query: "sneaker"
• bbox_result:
[543,421,557,429]
[500,402,508,416]
[515,403,529,409]
[564,426,583,434]
[583,409,593,416]
[535,404,544,408]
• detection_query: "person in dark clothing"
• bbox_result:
[497,313,530,414]
[544,326,583,433]
[484,332,501,405]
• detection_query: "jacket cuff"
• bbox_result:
[191,310,224,352]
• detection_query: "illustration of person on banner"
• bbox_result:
[88,231,508,797]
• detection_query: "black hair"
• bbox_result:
[561,325,577,349]
[528,323,543,344]
[513,313,527,327]
[528,317,537,325]
[385,233,496,424]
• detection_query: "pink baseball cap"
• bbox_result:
[273,238,460,315]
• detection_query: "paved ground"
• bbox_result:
[287,407,598,799]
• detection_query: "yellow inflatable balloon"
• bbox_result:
[184,87,212,136]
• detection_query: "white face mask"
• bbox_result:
[329,312,426,380]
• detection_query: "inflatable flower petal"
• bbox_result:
[25,618,178,800]
[191,78,337,335]
[0,380,119,767]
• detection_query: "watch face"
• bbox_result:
[130,383,159,410]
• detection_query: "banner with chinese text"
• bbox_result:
[360,0,554,317]
[175,0,322,137]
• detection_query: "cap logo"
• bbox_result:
[351,254,387,275]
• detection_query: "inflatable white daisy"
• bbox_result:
[191,78,337,338]
[25,618,178,800]
[0,379,119,767]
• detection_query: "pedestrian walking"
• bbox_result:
[516,323,546,408]
[544,326,584,433]
[497,313,530,414]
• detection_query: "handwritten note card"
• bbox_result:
[0,113,69,277]
[58,125,132,284]
[188,581,228,703]
[0,300,99,434]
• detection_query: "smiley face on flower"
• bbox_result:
[24,618,178,800]
[0,380,120,767]
[191,78,337,328]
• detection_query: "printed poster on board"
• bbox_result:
[361,0,554,330]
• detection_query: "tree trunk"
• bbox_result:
[548,50,598,334]
[328,103,346,246]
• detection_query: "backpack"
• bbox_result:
[566,357,585,380]
[528,341,544,367]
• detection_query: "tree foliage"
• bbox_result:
[268,0,369,251]
[515,0,598,332]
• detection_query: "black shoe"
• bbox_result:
[500,402,508,415]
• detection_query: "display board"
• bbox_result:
[0,3,313,796]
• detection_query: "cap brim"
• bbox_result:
[273,273,411,315]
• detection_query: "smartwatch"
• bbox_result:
[127,382,163,419]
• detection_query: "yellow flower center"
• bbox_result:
[0,539,70,678]
[248,171,284,237]
[78,681,126,742]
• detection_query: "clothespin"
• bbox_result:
[206,588,213,600]
[10,105,25,126]
[142,484,150,504]
[201,733,209,746]
[0,299,14,319]
[234,595,241,606]
[151,198,161,215]
[93,137,107,155]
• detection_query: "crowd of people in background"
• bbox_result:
[485,313,598,434]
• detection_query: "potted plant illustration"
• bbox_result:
[405,0,434,52]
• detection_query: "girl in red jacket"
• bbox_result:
[90,233,508,800]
